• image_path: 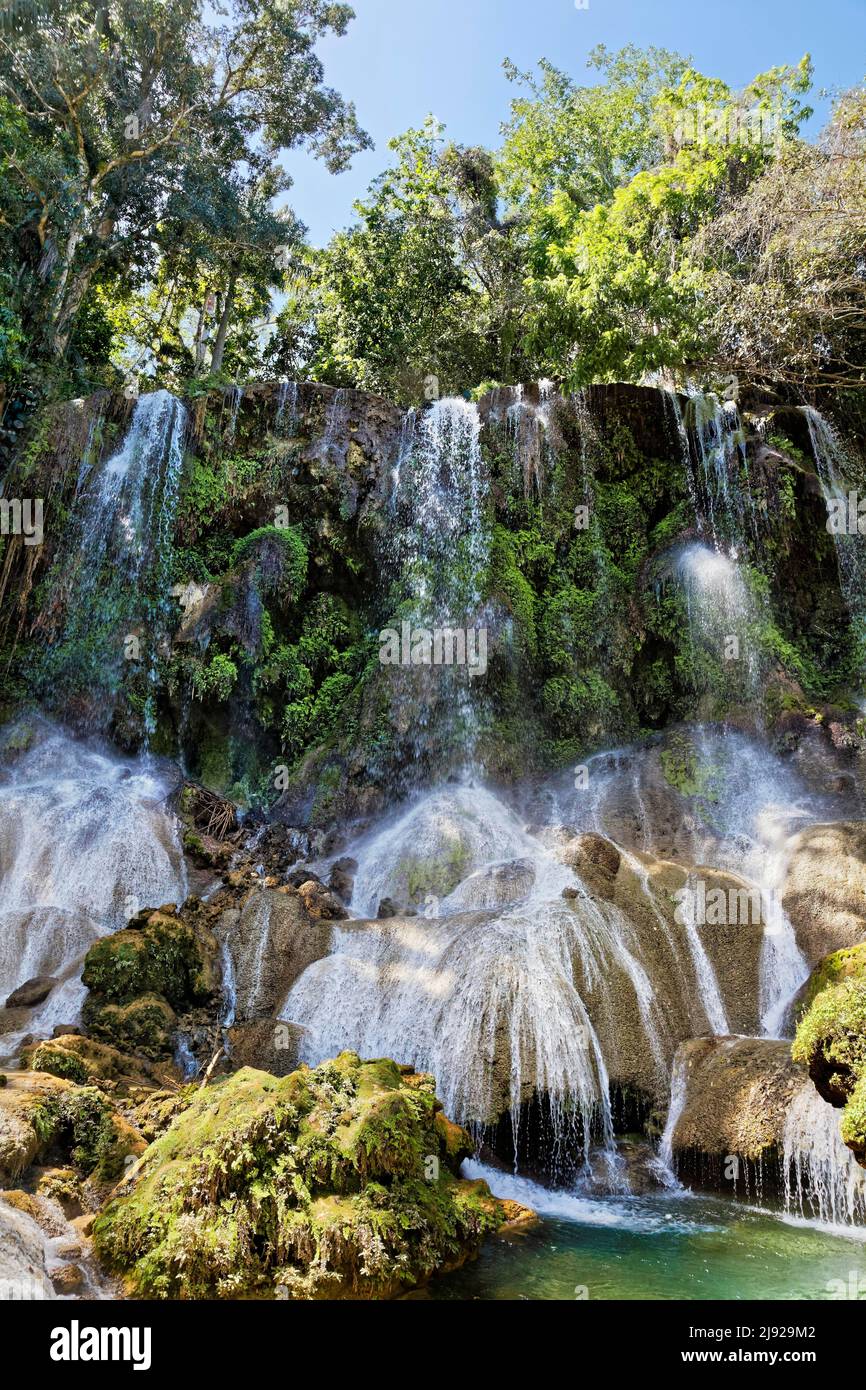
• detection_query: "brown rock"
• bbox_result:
[5,976,56,1009]
[297,879,348,921]
[50,1264,84,1294]
[782,822,866,963]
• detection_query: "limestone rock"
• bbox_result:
[668,1036,805,1165]
[220,889,332,1023]
[5,976,56,1009]
[93,1053,507,1300]
[783,822,866,963]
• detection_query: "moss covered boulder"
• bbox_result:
[81,905,219,1060]
[23,1033,171,1089]
[0,1072,143,1186]
[794,959,866,1107]
[793,943,866,1167]
[93,1052,511,1299]
[82,909,218,1008]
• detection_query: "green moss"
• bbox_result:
[30,1044,89,1085]
[661,734,723,800]
[83,994,177,1061]
[793,976,866,1101]
[232,525,308,603]
[93,1053,502,1299]
[82,915,215,1009]
[30,1086,136,1182]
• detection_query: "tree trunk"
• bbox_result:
[194,295,210,372]
[49,201,115,359]
[209,271,238,375]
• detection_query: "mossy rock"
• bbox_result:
[28,1043,89,1085]
[82,994,177,1061]
[793,974,866,1107]
[93,1052,504,1300]
[841,1072,866,1166]
[801,942,866,1012]
[794,942,866,1169]
[0,1074,143,1185]
[82,912,218,1010]
[23,1035,168,1089]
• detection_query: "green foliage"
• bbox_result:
[92,1054,501,1299]
[232,525,308,603]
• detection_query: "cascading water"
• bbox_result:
[0,717,186,1059]
[782,1082,866,1228]
[38,389,187,724]
[225,384,243,442]
[387,397,490,766]
[656,1048,691,1185]
[275,380,299,435]
[802,405,866,621]
[504,381,555,499]
[669,541,762,704]
[280,782,740,1178]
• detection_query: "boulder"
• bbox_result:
[793,946,866,1110]
[93,1053,511,1300]
[5,976,56,1009]
[328,857,357,903]
[782,823,866,963]
[219,889,332,1022]
[668,1036,806,1165]
[82,908,219,1009]
[82,994,177,1061]
[296,878,348,921]
[0,1196,55,1299]
[0,1072,143,1186]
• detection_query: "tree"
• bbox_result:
[0,0,369,374]
[289,119,534,398]
[512,54,815,387]
[694,86,866,392]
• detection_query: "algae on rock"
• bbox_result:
[93,1052,507,1299]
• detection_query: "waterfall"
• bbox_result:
[395,397,488,605]
[802,405,866,619]
[387,397,490,766]
[323,387,349,451]
[281,784,681,1174]
[275,380,299,435]
[0,718,186,1058]
[685,391,757,548]
[657,1047,691,1184]
[670,541,762,702]
[505,382,554,499]
[225,384,243,442]
[673,873,730,1035]
[38,389,187,722]
[783,1083,866,1228]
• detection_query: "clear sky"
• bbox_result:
[281,0,866,245]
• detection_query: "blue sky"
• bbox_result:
[281,0,866,245]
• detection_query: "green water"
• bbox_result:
[429,1175,866,1301]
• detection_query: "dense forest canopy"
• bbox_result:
[1,3,864,408]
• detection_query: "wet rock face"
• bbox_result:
[669,1036,806,1167]
[783,822,866,964]
[219,888,332,1025]
[5,976,56,1009]
[93,1053,510,1300]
